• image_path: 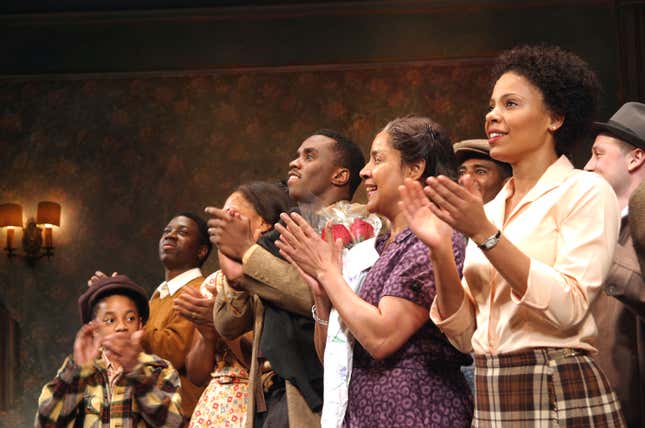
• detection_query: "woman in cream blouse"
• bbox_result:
[400,45,626,426]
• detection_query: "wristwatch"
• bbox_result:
[477,230,501,251]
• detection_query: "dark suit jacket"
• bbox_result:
[592,219,645,427]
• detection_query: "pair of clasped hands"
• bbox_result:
[207,175,490,298]
[72,319,143,373]
[83,270,220,371]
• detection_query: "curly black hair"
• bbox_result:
[491,45,601,156]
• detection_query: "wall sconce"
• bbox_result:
[0,201,61,261]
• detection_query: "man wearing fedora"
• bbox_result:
[453,139,512,204]
[36,275,184,427]
[585,101,645,428]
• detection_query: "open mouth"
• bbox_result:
[487,131,507,143]
[364,184,377,198]
[287,171,301,183]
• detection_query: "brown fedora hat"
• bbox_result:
[593,102,645,150]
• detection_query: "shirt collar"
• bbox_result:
[377,227,413,251]
[157,267,202,297]
[490,155,574,225]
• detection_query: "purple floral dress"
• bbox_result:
[344,228,473,428]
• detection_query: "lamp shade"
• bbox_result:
[0,203,23,227]
[36,201,61,227]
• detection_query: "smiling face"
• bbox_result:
[159,215,207,271]
[458,158,508,203]
[584,134,634,197]
[93,294,142,338]
[485,72,560,164]
[287,135,340,203]
[360,131,407,220]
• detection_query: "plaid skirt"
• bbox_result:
[473,348,626,427]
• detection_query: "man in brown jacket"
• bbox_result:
[630,182,645,279]
[90,212,212,420]
[585,102,645,427]
[207,130,365,428]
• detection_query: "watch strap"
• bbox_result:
[477,230,501,251]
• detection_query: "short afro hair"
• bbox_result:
[312,129,365,199]
[491,45,601,156]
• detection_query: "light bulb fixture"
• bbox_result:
[0,201,62,261]
[0,203,23,257]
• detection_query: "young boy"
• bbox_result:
[35,275,184,427]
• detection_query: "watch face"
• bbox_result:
[479,231,500,250]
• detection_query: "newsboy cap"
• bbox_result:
[593,102,645,150]
[78,275,149,324]
[453,139,492,163]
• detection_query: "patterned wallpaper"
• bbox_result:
[0,61,491,425]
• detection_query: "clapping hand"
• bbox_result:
[173,285,218,339]
[205,206,255,262]
[422,174,491,241]
[399,178,454,251]
[274,212,343,281]
[101,330,144,373]
[73,321,102,366]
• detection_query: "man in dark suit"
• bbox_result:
[206,130,365,428]
[585,102,645,428]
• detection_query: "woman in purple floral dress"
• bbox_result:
[276,116,473,427]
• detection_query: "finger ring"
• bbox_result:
[191,312,197,320]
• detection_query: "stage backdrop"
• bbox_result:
[0,59,500,425]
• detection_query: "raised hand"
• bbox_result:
[173,286,217,338]
[73,321,102,365]
[398,178,453,251]
[87,271,118,287]
[423,174,493,241]
[274,212,342,280]
[101,330,144,373]
[205,206,255,261]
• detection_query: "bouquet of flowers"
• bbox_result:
[312,201,382,248]
[305,201,382,428]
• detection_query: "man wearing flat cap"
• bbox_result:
[585,101,645,428]
[36,275,184,427]
[452,139,512,392]
[454,139,511,204]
